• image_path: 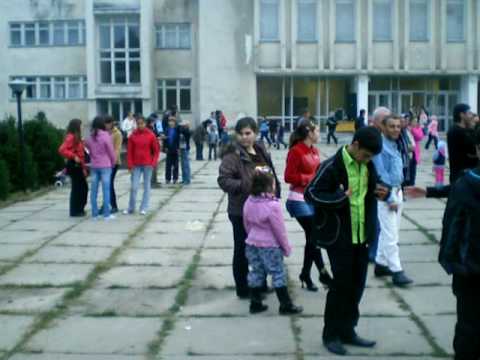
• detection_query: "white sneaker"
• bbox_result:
[123,210,132,215]
[140,210,147,216]
[104,215,116,221]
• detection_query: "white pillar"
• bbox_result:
[85,0,96,120]
[140,0,154,114]
[461,75,478,113]
[356,75,369,123]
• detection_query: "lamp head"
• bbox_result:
[9,79,28,95]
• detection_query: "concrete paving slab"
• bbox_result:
[400,244,440,263]
[0,230,55,245]
[397,286,455,316]
[300,317,434,355]
[398,263,451,286]
[70,220,140,234]
[0,244,38,262]
[198,249,234,266]
[162,317,296,355]
[70,288,177,316]
[202,233,233,249]
[400,218,419,231]
[143,221,208,234]
[194,266,235,289]
[0,263,94,286]
[421,315,455,355]
[0,315,35,351]
[25,316,162,354]
[399,230,434,245]
[0,288,66,313]
[117,248,195,266]
[97,265,185,288]
[132,233,204,249]
[25,246,114,264]
[2,220,77,233]
[49,232,129,247]
[10,354,144,360]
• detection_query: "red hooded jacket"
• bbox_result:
[284,142,321,194]
[127,128,160,169]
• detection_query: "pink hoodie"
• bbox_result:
[85,129,116,168]
[410,126,425,164]
[243,194,292,256]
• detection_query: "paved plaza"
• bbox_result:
[0,136,454,360]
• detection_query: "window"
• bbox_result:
[336,0,355,42]
[297,0,316,42]
[410,0,428,41]
[9,76,87,101]
[157,79,192,112]
[260,0,279,41]
[9,20,85,47]
[373,0,392,41]
[98,17,141,85]
[447,0,464,42]
[156,23,191,49]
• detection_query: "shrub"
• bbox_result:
[0,159,10,200]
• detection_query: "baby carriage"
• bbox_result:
[54,168,68,188]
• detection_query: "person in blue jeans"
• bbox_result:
[85,116,116,220]
[179,120,192,185]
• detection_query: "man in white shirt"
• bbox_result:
[121,112,136,138]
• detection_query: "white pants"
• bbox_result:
[376,189,403,272]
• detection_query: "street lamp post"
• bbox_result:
[8,79,28,192]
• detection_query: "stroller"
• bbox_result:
[54,168,68,188]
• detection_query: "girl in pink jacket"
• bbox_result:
[243,168,303,315]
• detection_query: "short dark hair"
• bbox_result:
[352,127,383,155]
[250,171,274,196]
[103,115,114,124]
[453,103,470,123]
[235,117,258,134]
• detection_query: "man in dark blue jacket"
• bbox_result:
[164,116,180,184]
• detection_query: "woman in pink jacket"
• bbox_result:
[409,118,425,186]
[425,115,439,150]
[85,116,116,220]
[243,169,303,315]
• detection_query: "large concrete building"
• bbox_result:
[1,0,480,131]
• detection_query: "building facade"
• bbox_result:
[1,0,479,131]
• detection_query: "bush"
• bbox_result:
[0,159,10,201]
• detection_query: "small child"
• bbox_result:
[207,124,219,161]
[243,168,303,315]
[433,141,447,186]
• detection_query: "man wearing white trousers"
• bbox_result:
[373,114,413,287]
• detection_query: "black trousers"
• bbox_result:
[165,152,179,182]
[409,157,418,186]
[67,163,88,217]
[425,134,439,150]
[110,164,119,210]
[195,143,204,160]
[327,126,338,145]
[323,242,369,341]
[208,144,217,160]
[228,214,250,297]
[452,274,480,360]
[296,216,326,276]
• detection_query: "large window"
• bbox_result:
[373,0,392,41]
[336,0,355,42]
[260,0,279,41]
[99,17,140,85]
[98,99,143,123]
[297,0,316,42]
[157,79,191,112]
[9,20,85,47]
[10,76,87,101]
[447,0,465,42]
[410,0,429,41]
[156,23,191,49]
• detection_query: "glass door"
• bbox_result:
[400,93,413,114]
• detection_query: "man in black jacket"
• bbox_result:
[305,127,389,355]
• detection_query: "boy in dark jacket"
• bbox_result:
[164,116,180,184]
[305,127,389,356]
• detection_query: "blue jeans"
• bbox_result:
[90,167,112,218]
[180,149,191,184]
[368,218,381,262]
[128,166,153,213]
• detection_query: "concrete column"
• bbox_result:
[461,75,479,113]
[328,0,335,70]
[280,0,287,69]
[317,0,324,70]
[291,0,297,70]
[367,0,373,70]
[392,0,399,70]
[403,0,410,70]
[140,0,153,114]
[466,0,474,71]
[440,0,447,71]
[355,0,362,70]
[356,75,369,122]
[85,0,96,120]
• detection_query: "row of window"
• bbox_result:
[261,0,465,43]
[10,76,87,100]
[9,20,192,50]
[10,21,86,47]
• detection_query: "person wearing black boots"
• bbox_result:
[305,127,389,355]
[285,120,333,291]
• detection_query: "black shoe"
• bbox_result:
[323,338,347,356]
[299,273,318,292]
[111,208,119,214]
[237,288,250,300]
[275,287,303,315]
[392,271,413,287]
[249,287,268,314]
[342,334,376,348]
[319,270,334,288]
[374,264,393,277]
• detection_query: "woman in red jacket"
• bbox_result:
[285,120,332,291]
[58,119,88,217]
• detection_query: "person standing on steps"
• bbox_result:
[218,117,281,299]
[305,127,389,356]
[243,170,303,315]
[58,118,88,217]
[124,115,160,216]
[284,120,333,292]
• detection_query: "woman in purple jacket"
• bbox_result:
[85,116,116,220]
